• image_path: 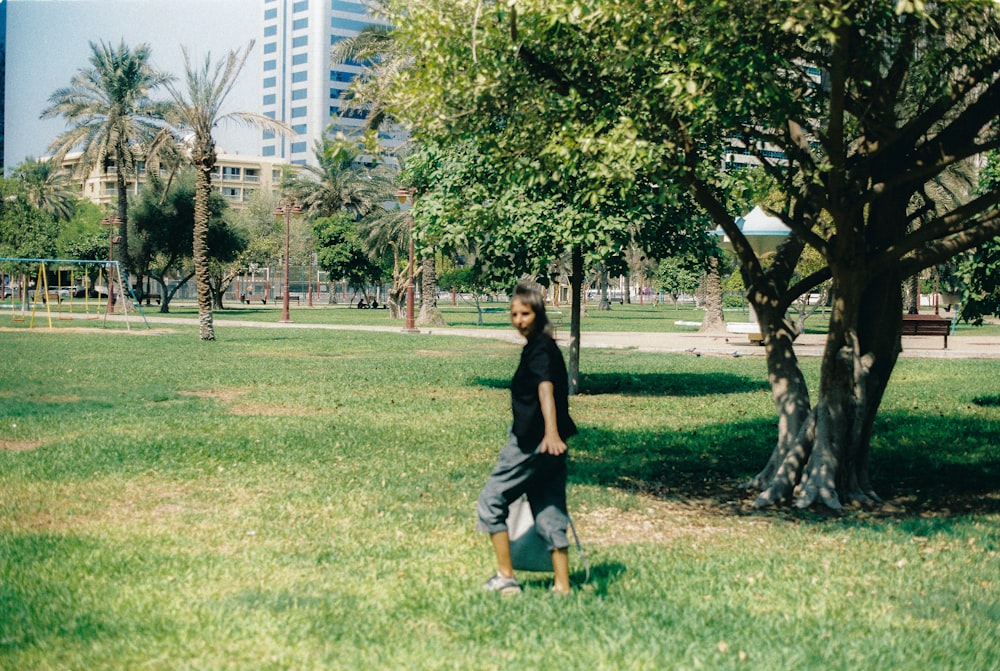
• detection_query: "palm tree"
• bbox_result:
[12,158,79,222]
[281,137,394,220]
[164,42,290,341]
[357,204,414,319]
[41,40,171,275]
[330,22,411,133]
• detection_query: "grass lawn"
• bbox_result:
[1,321,999,670]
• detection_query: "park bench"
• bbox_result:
[277,294,301,305]
[901,313,952,349]
[726,321,763,344]
[241,294,267,305]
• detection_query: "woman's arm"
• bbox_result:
[537,381,567,455]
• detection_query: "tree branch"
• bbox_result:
[508,6,572,96]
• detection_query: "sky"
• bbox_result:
[4,0,262,172]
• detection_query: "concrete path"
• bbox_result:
[104,313,999,360]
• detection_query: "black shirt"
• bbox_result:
[511,333,577,449]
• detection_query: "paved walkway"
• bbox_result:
[103,313,1000,360]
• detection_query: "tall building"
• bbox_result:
[1,0,7,171]
[261,0,380,166]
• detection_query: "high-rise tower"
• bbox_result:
[1,0,7,171]
[261,0,377,166]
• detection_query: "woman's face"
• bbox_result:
[510,297,537,337]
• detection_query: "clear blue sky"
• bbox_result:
[5,0,262,172]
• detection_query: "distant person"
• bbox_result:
[357,298,367,309]
[371,299,379,309]
[476,283,577,595]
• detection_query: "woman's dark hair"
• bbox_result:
[512,282,553,337]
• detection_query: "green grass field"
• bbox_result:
[1,320,999,670]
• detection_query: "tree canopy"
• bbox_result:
[41,40,172,276]
[386,0,1000,509]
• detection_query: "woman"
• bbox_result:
[476,283,577,595]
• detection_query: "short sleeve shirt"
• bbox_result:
[511,333,577,449]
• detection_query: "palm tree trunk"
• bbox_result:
[115,149,131,314]
[416,251,445,326]
[699,255,727,333]
[193,154,216,341]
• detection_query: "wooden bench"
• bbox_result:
[277,294,301,305]
[901,314,952,349]
[241,294,267,305]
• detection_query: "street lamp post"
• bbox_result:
[308,252,315,307]
[396,188,417,333]
[274,202,301,323]
[102,213,122,313]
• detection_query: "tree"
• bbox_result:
[313,213,385,296]
[390,1,1000,509]
[656,257,701,310]
[205,218,248,310]
[282,137,396,307]
[357,201,413,318]
[282,137,394,220]
[11,158,79,222]
[400,139,694,390]
[959,152,1000,324]
[330,18,408,136]
[129,175,230,313]
[41,40,171,277]
[164,42,290,341]
[0,179,60,261]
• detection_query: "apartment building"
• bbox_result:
[60,151,288,211]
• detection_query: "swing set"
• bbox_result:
[0,257,149,330]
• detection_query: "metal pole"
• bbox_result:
[406,230,416,331]
[281,206,291,322]
[308,254,314,307]
[275,202,298,323]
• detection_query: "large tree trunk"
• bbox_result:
[193,142,216,341]
[750,268,903,509]
[699,255,726,333]
[416,252,445,326]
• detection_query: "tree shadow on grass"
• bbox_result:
[569,412,1000,520]
[474,372,768,397]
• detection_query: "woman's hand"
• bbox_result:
[539,434,567,456]
[537,381,566,455]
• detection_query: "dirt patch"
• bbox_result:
[228,404,323,417]
[576,496,765,545]
[0,439,46,452]
[34,394,83,404]
[178,388,328,417]
[179,388,253,403]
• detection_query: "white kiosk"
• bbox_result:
[715,206,790,343]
